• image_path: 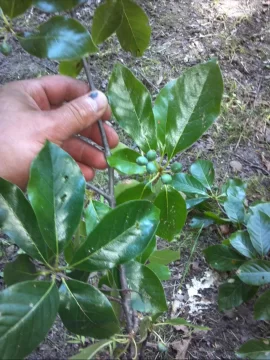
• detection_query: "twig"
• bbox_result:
[86,183,111,201]
[119,265,133,334]
[106,295,122,304]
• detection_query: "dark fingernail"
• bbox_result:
[89,91,98,99]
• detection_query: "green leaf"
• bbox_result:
[165,60,223,159]
[59,279,120,338]
[236,338,270,359]
[0,281,59,359]
[186,196,209,210]
[137,235,156,264]
[229,231,257,259]
[28,142,85,257]
[0,177,52,263]
[59,59,83,78]
[149,249,180,265]
[156,318,210,330]
[18,16,98,60]
[0,0,32,18]
[204,245,245,271]
[153,79,177,150]
[68,269,89,282]
[115,180,153,205]
[107,148,146,175]
[222,178,247,202]
[124,261,167,315]
[70,200,160,272]
[247,204,270,256]
[218,276,258,311]
[34,0,87,12]
[70,340,113,360]
[108,63,156,153]
[203,211,231,225]
[139,316,152,343]
[171,173,209,196]
[190,160,215,190]
[237,260,270,286]
[116,0,151,56]
[154,185,186,241]
[190,216,214,229]
[92,0,122,44]
[254,290,270,320]
[84,200,110,236]
[64,220,87,264]
[223,198,245,223]
[4,254,37,286]
[147,263,171,281]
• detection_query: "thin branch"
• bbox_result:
[86,183,111,201]
[106,295,122,304]
[119,265,133,334]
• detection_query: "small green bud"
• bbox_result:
[146,150,157,161]
[161,174,172,184]
[0,42,12,56]
[136,156,148,166]
[157,342,168,352]
[171,162,183,173]
[146,162,157,174]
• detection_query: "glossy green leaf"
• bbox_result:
[116,0,150,56]
[203,211,231,225]
[229,231,257,259]
[70,200,160,272]
[137,235,156,264]
[108,63,156,152]
[237,260,270,286]
[70,340,113,359]
[84,200,110,236]
[247,203,270,256]
[139,316,152,343]
[236,338,270,359]
[0,281,59,360]
[171,173,209,196]
[153,79,177,149]
[190,160,215,190]
[92,0,122,44]
[218,276,258,311]
[165,60,223,159]
[147,263,171,281]
[59,59,83,78]
[222,178,247,202]
[28,142,85,257]
[59,279,119,338]
[223,198,245,224]
[34,0,87,12]
[18,16,98,60]
[254,290,270,320]
[68,269,89,282]
[124,261,167,315]
[115,180,153,205]
[186,196,208,210]
[154,185,186,241]
[204,245,245,271]
[156,318,209,330]
[107,148,146,175]
[190,216,214,228]
[4,254,37,286]
[149,249,180,265]
[0,177,52,263]
[64,220,87,264]
[0,0,32,18]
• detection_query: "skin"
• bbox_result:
[0,75,119,189]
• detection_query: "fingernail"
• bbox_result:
[87,91,107,112]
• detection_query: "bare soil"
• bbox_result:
[0,0,270,359]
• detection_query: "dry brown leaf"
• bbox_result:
[219,225,230,235]
[261,152,270,171]
[171,339,191,359]
[230,160,242,172]
[173,324,189,333]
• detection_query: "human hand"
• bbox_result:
[0,75,118,189]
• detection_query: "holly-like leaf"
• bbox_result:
[218,276,258,311]
[229,231,257,259]
[147,263,171,281]
[0,0,32,18]
[18,16,98,60]
[171,173,209,196]
[149,249,180,265]
[28,142,85,257]
[0,178,52,263]
[33,0,87,12]
[108,63,157,153]
[92,0,122,44]
[70,340,114,360]
[123,261,167,315]
[59,279,120,338]
[137,235,156,264]
[237,260,270,286]
[107,148,146,175]
[4,254,37,286]
[156,318,209,330]
[84,200,110,236]
[59,59,83,78]
[204,245,245,271]
[236,338,270,359]
[164,60,223,159]
[115,180,153,205]
[254,290,270,320]
[70,200,160,272]
[0,281,59,360]
[190,160,215,190]
[116,0,150,56]
[154,185,186,241]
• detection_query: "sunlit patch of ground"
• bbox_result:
[216,0,261,17]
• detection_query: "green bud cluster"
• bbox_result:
[0,42,12,56]
[136,149,159,175]
[171,162,182,173]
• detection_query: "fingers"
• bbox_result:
[80,122,119,149]
[77,162,95,182]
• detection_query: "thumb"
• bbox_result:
[47,91,109,137]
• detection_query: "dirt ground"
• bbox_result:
[0,0,270,359]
